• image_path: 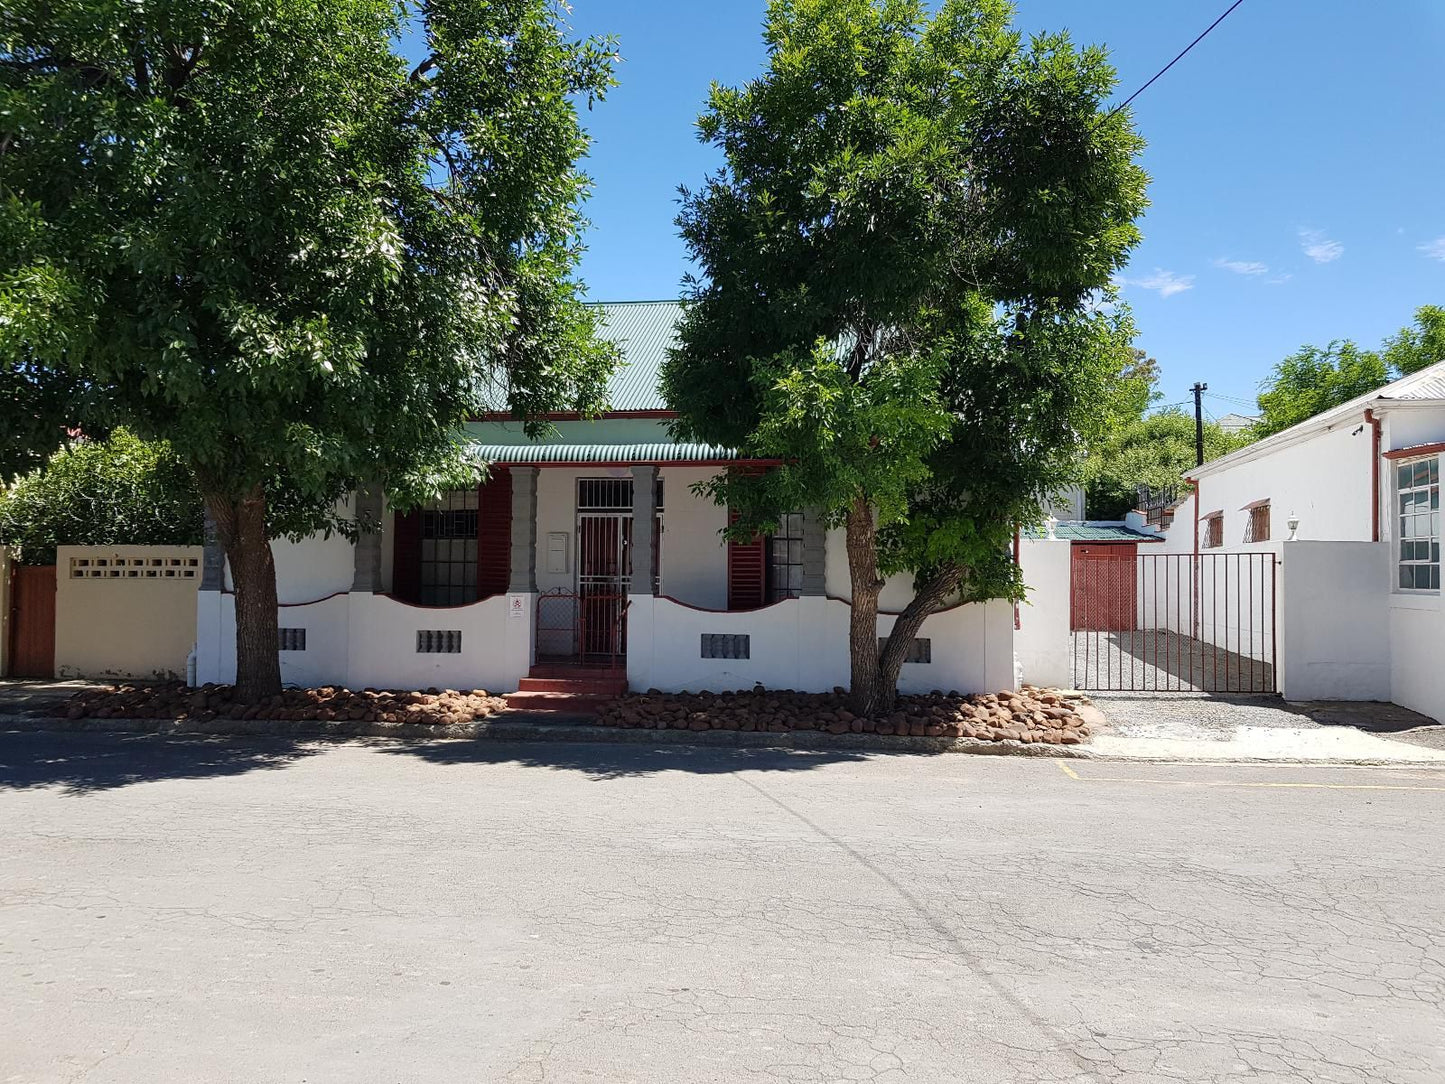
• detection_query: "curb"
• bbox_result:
[0,712,1090,759]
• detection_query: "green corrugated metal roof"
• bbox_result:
[595,301,683,411]
[472,441,735,465]
[1022,523,1163,542]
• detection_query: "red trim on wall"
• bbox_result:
[477,469,512,598]
[1366,409,1384,542]
[1383,441,1445,461]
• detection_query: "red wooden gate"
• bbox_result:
[1070,543,1137,632]
[8,564,56,678]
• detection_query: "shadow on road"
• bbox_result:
[378,738,886,780]
[0,731,319,795]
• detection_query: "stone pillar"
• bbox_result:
[350,483,384,593]
[200,508,225,591]
[508,467,539,594]
[630,465,658,594]
[801,507,827,596]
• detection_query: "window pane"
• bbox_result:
[1398,464,1413,488]
[1431,458,1440,484]
[1401,566,1416,589]
[1432,566,1441,591]
[1414,462,1429,487]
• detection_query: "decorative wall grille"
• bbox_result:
[278,628,307,652]
[880,637,931,664]
[416,630,462,654]
[701,633,751,659]
[69,556,199,579]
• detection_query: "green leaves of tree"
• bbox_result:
[0,429,202,564]
[1255,306,1445,438]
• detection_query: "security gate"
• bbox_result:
[1071,550,1277,693]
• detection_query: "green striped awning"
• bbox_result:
[470,442,741,465]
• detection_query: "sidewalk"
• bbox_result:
[1086,694,1445,765]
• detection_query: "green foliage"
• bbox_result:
[1,0,618,693]
[0,429,202,564]
[1083,411,1252,521]
[663,0,1147,708]
[1255,306,1445,437]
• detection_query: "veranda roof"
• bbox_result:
[471,441,745,466]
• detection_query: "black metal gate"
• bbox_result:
[1071,551,1277,693]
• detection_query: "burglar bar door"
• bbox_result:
[1071,550,1277,693]
[576,479,632,661]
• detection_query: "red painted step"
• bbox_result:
[504,666,629,715]
[503,691,617,714]
[516,676,627,696]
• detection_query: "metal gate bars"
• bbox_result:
[1070,551,1277,693]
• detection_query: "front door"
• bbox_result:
[576,479,633,662]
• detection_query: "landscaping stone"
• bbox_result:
[61,681,511,727]
[593,684,1092,745]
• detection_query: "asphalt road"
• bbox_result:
[2,731,1443,1084]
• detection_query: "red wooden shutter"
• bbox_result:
[477,469,513,598]
[727,509,766,610]
[391,508,422,603]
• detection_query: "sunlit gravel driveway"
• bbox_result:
[2,730,1443,1083]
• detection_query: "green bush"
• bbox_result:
[0,430,203,565]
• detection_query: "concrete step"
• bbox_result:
[517,676,628,696]
[503,691,615,715]
[527,664,627,681]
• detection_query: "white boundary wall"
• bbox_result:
[55,545,202,680]
[1015,539,1072,688]
[196,590,532,693]
[627,594,1014,696]
[1278,542,1390,702]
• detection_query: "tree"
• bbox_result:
[663,0,1147,714]
[0,429,202,564]
[1,0,618,698]
[1083,411,1251,521]
[1255,306,1445,437]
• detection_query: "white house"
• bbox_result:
[193,301,1016,702]
[1150,361,1445,721]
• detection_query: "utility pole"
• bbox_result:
[1191,382,1208,466]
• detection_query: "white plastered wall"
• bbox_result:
[1015,539,1072,688]
[628,594,1014,696]
[1278,541,1391,702]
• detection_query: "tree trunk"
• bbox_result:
[205,486,281,702]
[844,495,885,716]
[875,564,965,714]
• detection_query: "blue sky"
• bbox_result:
[563,1,1445,420]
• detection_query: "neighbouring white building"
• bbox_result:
[1149,361,1445,722]
[194,301,1016,701]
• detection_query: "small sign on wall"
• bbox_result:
[508,594,527,620]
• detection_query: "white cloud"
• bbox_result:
[1214,257,1269,276]
[1299,228,1343,263]
[1418,236,1445,261]
[1266,274,1293,285]
[1124,268,1195,298]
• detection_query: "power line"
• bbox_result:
[1103,0,1249,121]
[1204,391,1258,409]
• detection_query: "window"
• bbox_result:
[1397,456,1440,591]
[1244,503,1270,543]
[1204,513,1224,549]
[420,489,478,606]
[767,512,805,602]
